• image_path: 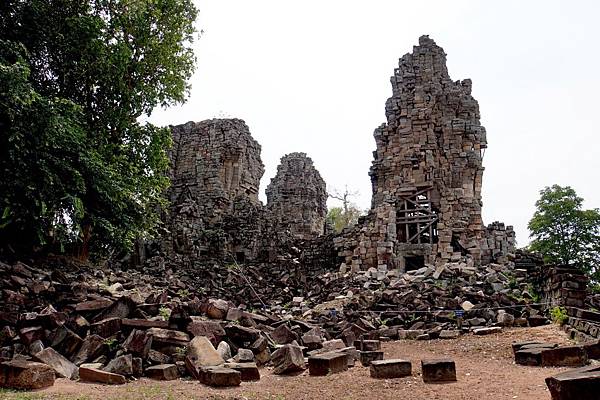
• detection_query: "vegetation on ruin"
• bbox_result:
[327,186,365,233]
[549,306,568,325]
[0,0,198,260]
[528,185,600,280]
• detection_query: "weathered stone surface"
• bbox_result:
[146,364,179,381]
[271,324,298,345]
[79,367,126,385]
[354,340,381,351]
[49,326,83,358]
[0,360,55,390]
[104,354,133,376]
[206,299,229,320]
[123,329,152,359]
[370,359,412,379]
[187,320,225,345]
[266,152,327,239]
[217,341,232,361]
[223,362,260,381]
[308,352,348,376]
[90,317,122,338]
[122,319,169,330]
[546,365,600,400]
[147,328,190,346]
[197,366,241,387]
[421,359,457,383]
[33,347,79,379]
[271,344,306,375]
[473,327,502,336]
[439,330,460,339]
[359,351,384,367]
[234,348,254,363]
[541,346,588,367]
[185,336,224,378]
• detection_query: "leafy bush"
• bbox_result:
[550,306,568,325]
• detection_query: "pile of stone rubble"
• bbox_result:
[0,252,551,391]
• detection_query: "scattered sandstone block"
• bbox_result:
[198,366,241,387]
[359,351,384,366]
[33,347,78,379]
[473,327,501,335]
[541,346,588,367]
[421,359,457,383]
[308,352,348,376]
[79,367,126,385]
[370,359,412,379]
[546,365,600,400]
[271,344,306,375]
[146,364,179,381]
[0,360,55,390]
[223,362,260,381]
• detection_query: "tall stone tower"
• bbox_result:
[266,153,327,240]
[368,35,487,267]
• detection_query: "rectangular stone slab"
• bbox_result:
[78,367,126,385]
[546,365,600,400]
[33,347,79,379]
[370,359,412,379]
[145,364,179,381]
[354,340,381,351]
[0,360,55,390]
[308,352,348,376]
[223,362,261,381]
[421,359,457,383]
[359,350,384,367]
[541,346,588,367]
[198,366,241,387]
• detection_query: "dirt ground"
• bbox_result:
[3,324,576,400]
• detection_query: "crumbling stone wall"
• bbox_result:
[335,36,514,272]
[481,222,516,265]
[165,119,265,258]
[266,153,327,240]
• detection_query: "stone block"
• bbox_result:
[223,362,261,381]
[79,367,126,385]
[354,340,381,351]
[473,327,501,335]
[370,359,411,379]
[185,336,224,378]
[33,347,79,379]
[198,366,241,387]
[546,365,600,400]
[308,352,348,376]
[421,359,457,383]
[541,346,587,367]
[0,360,55,390]
[271,344,306,375]
[359,351,384,366]
[146,364,179,381]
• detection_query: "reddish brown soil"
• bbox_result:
[7,325,575,400]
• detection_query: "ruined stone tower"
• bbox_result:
[166,119,265,257]
[335,36,513,272]
[266,153,327,239]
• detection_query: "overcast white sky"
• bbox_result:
[150,0,600,246]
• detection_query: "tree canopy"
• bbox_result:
[528,185,600,279]
[0,0,198,259]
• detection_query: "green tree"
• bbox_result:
[327,186,364,233]
[528,185,600,279]
[0,0,198,259]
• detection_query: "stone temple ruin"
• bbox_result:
[162,120,328,265]
[151,35,515,279]
[334,35,515,274]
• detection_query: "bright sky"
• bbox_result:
[150,0,600,247]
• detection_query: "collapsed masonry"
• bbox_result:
[147,36,519,295]
[334,36,515,273]
[163,119,328,264]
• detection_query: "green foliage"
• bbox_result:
[528,185,600,280]
[527,284,541,302]
[550,306,568,325]
[158,305,171,319]
[326,205,363,233]
[0,0,198,258]
[103,337,119,352]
